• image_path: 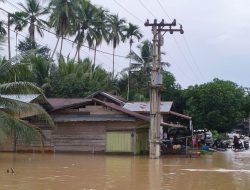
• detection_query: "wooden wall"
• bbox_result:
[53,121,139,153]
[0,129,54,153]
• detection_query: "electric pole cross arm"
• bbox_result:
[145,19,184,159]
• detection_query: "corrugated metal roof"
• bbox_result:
[92,98,150,122]
[0,94,40,103]
[123,102,173,113]
[86,91,127,106]
[54,114,136,122]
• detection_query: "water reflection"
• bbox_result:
[0,150,249,190]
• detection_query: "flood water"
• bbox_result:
[0,150,250,190]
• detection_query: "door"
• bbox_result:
[106,132,132,152]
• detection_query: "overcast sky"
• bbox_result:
[1,0,250,88]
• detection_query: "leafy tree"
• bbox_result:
[47,57,115,97]
[161,71,184,113]
[16,38,52,87]
[183,78,245,132]
[17,37,50,58]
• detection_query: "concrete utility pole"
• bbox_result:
[145,19,184,159]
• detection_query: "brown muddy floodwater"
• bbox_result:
[0,150,250,190]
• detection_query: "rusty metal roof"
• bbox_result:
[47,98,87,110]
[123,102,173,113]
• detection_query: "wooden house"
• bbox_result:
[0,94,149,154]
[42,98,150,154]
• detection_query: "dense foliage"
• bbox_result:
[183,79,247,132]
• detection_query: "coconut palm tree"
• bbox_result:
[107,14,126,79]
[119,40,153,100]
[91,7,110,67]
[124,23,142,100]
[9,12,28,57]
[129,40,153,71]
[73,0,97,62]
[18,0,49,42]
[49,0,77,58]
[0,59,54,147]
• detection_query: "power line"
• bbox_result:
[166,51,197,84]
[5,0,22,11]
[172,37,202,81]
[112,0,144,23]
[155,0,172,21]
[183,35,206,81]
[138,0,156,18]
[155,0,205,82]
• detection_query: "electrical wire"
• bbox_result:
[183,35,206,81]
[155,0,172,21]
[138,0,156,19]
[112,0,144,23]
[166,51,197,84]
[156,0,206,82]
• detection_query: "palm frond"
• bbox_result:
[0,111,41,143]
[0,82,44,95]
[0,96,54,127]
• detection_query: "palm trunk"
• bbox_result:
[16,31,18,57]
[127,41,132,101]
[59,35,64,58]
[7,13,11,60]
[73,49,78,63]
[112,47,115,80]
[51,36,60,59]
[93,44,97,66]
[29,17,35,42]
[77,48,80,63]
[92,44,97,79]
